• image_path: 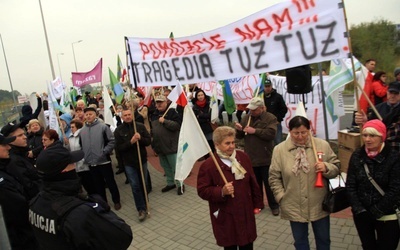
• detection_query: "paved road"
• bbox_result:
[111,150,363,250]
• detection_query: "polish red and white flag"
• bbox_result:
[167,81,188,107]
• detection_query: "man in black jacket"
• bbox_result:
[150,95,183,195]
[19,92,43,129]
[263,78,288,145]
[1,122,41,199]
[114,109,152,221]
[29,141,133,249]
[0,133,39,250]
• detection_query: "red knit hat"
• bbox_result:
[362,119,386,141]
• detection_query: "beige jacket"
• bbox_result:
[269,137,340,222]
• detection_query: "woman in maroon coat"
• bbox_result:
[197,126,263,250]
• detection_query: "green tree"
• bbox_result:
[350,19,400,79]
[0,89,21,102]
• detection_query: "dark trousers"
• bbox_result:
[89,162,120,204]
[354,212,400,250]
[253,165,278,209]
[224,242,253,250]
[77,170,96,195]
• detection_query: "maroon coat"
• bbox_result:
[197,150,263,247]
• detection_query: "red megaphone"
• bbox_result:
[315,172,324,188]
[315,152,324,188]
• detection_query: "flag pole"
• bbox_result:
[186,106,234,198]
[129,89,151,217]
[339,0,381,121]
[317,63,330,142]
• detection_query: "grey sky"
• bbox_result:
[0,0,399,96]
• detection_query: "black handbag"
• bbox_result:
[322,174,350,213]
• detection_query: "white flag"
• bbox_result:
[210,82,219,123]
[175,106,210,186]
[50,77,65,99]
[295,101,308,118]
[102,85,116,130]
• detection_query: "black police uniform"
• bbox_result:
[29,178,132,250]
[0,157,39,250]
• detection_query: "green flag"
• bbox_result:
[109,67,124,104]
[70,87,77,107]
[219,80,236,115]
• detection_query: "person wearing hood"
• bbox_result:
[29,142,133,249]
[27,119,44,165]
[0,133,40,250]
[59,113,72,145]
[1,122,41,199]
[19,92,43,129]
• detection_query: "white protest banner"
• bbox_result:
[126,0,348,87]
[197,75,259,104]
[269,75,344,140]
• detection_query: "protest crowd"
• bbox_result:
[1,1,400,248]
[1,61,399,250]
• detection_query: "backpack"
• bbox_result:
[52,195,132,250]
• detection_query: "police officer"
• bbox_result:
[29,141,132,250]
[0,133,39,250]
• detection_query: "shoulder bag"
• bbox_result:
[322,174,350,213]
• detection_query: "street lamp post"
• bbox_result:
[57,53,64,80]
[38,0,56,80]
[0,33,18,110]
[71,40,83,72]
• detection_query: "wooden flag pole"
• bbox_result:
[130,90,151,217]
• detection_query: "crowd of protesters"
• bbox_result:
[2,65,400,249]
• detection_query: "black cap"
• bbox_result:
[36,143,84,178]
[1,122,24,137]
[84,107,97,113]
[264,78,272,86]
[0,133,16,145]
[388,81,400,93]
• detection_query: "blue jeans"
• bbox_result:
[125,163,148,212]
[274,123,283,145]
[290,216,330,250]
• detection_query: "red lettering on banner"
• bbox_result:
[193,40,205,53]
[158,41,174,58]
[170,41,184,56]
[234,8,294,42]
[180,40,196,55]
[140,42,150,60]
[202,38,214,50]
[210,35,226,50]
[253,19,274,39]
[292,0,315,13]
[139,34,226,60]
[272,8,293,33]
[149,43,162,59]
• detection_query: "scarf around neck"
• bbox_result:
[196,99,207,108]
[291,138,311,176]
[216,149,247,180]
[365,142,385,158]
